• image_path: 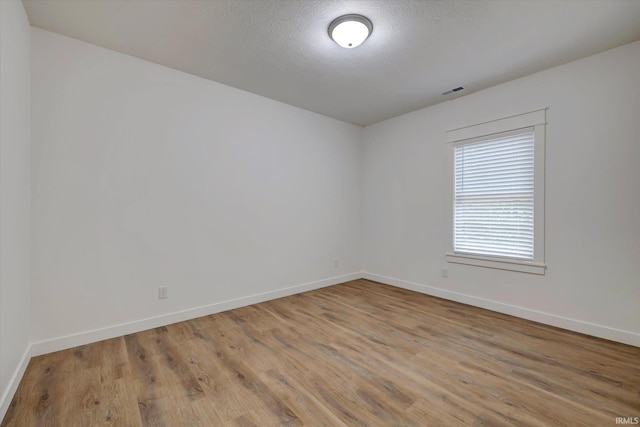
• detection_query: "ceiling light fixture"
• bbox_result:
[328,14,373,49]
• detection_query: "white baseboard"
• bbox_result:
[362,271,640,348]
[31,272,361,356]
[0,344,31,423]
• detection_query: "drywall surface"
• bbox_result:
[362,41,640,345]
[0,0,31,417]
[31,29,362,348]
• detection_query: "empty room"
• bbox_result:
[1,0,639,425]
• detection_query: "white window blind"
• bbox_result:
[454,128,535,260]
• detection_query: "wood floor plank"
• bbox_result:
[2,279,639,426]
[177,337,246,423]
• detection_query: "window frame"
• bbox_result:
[445,109,547,275]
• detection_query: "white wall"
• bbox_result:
[31,28,362,352]
[362,41,640,346]
[0,0,31,417]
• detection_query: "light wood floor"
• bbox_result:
[2,279,639,426]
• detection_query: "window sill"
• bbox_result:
[446,253,546,275]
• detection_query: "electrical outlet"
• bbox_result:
[159,286,168,299]
[333,259,339,268]
[441,268,448,278]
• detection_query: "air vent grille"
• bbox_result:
[442,86,464,96]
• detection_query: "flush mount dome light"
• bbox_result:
[328,14,373,48]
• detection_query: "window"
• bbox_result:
[446,109,546,274]
[454,129,534,260]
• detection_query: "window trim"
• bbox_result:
[445,109,547,275]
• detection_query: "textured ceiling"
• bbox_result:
[22,0,640,126]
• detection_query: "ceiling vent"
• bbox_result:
[442,86,464,96]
